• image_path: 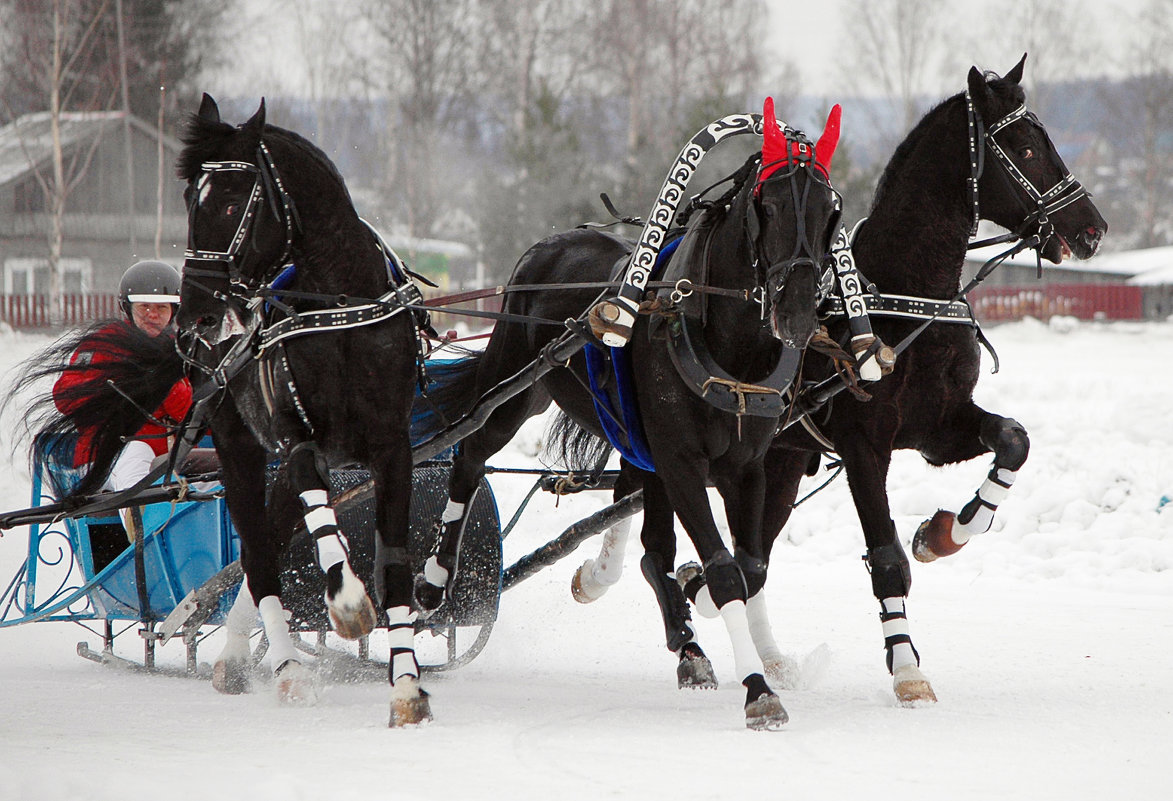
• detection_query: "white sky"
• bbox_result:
[765,0,1150,97]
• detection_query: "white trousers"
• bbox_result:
[101,440,156,493]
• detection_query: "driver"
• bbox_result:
[52,260,192,499]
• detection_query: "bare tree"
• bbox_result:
[1,0,120,323]
[359,0,479,241]
[1099,0,1173,249]
[839,0,950,148]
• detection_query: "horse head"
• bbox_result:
[967,54,1107,263]
[176,94,298,347]
[751,98,842,348]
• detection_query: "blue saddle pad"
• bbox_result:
[584,235,683,473]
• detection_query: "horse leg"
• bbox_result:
[415,387,548,612]
[212,576,257,694]
[736,447,817,690]
[836,433,937,705]
[633,470,717,690]
[285,440,376,639]
[571,460,638,603]
[667,460,787,729]
[213,415,317,705]
[914,408,1029,562]
[371,441,432,727]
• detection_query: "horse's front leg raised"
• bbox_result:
[836,432,937,705]
[284,440,377,639]
[914,409,1029,562]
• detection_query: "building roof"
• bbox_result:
[966,241,1172,278]
[0,111,183,189]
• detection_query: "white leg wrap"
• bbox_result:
[385,606,419,685]
[441,500,466,523]
[955,467,1016,542]
[258,595,299,671]
[314,531,350,573]
[719,600,761,683]
[881,597,918,671]
[746,591,783,664]
[218,579,257,661]
[423,555,449,587]
[299,489,328,508]
[591,518,631,585]
[691,583,720,619]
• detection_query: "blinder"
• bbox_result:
[966,91,1089,246]
[182,141,299,307]
[747,156,840,320]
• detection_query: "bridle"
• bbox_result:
[748,136,841,319]
[965,90,1089,248]
[181,140,300,309]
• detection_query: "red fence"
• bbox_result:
[969,283,1144,323]
[0,293,120,329]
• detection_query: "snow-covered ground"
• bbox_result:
[0,318,1170,801]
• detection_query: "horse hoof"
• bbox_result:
[893,664,938,705]
[327,592,378,640]
[745,693,788,730]
[390,685,433,727]
[212,657,251,695]
[274,660,319,707]
[912,510,965,563]
[764,655,801,690]
[571,560,609,604]
[413,575,445,614]
[324,562,378,639]
[677,644,718,690]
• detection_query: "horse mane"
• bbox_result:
[177,111,351,202]
[1,322,187,498]
[870,70,1027,214]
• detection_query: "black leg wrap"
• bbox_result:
[703,550,748,609]
[981,415,1029,471]
[286,440,330,491]
[374,546,409,609]
[734,549,768,598]
[381,562,414,610]
[864,536,912,599]
[640,553,693,653]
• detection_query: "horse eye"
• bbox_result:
[224,203,239,217]
[1019,147,1035,160]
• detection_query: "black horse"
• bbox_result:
[653,56,1106,705]
[413,101,843,729]
[174,95,431,725]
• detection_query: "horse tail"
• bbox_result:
[1,321,186,499]
[410,350,485,444]
[543,411,612,474]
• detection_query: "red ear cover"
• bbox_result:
[761,96,788,172]
[814,103,842,178]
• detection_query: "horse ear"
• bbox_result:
[242,99,266,135]
[814,104,842,174]
[967,66,991,104]
[1005,53,1027,85]
[761,96,787,166]
[198,93,220,124]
